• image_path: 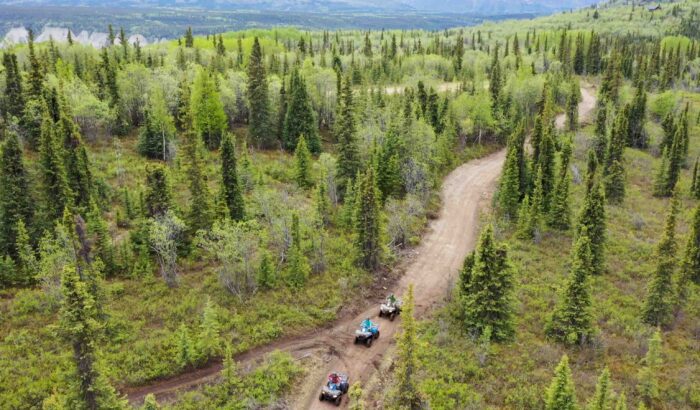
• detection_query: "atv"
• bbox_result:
[354,322,380,347]
[319,373,349,406]
[378,299,402,321]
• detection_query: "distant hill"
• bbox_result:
[0,0,595,15]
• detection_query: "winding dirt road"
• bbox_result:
[125,85,596,408]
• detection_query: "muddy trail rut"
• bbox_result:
[124,86,596,408]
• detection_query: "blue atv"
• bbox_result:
[319,373,349,406]
[354,320,380,347]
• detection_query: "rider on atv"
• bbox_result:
[386,293,397,307]
[361,317,374,331]
[327,373,341,390]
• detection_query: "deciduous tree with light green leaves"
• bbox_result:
[191,68,227,149]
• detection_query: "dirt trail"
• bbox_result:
[124,86,596,408]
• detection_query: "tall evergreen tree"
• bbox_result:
[38,106,73,226]
[577,157,606,275]
[489,44,502,114]
[282,69,320,154]
[220,133,245,221]
[2,53,24,120]
[26,29,44,100]
[59,99,93,211]
[294,135,313,189]
[628,80,648,148]
[353,167,383,272]
[642,192,679,327]
[58,265,124,409]
[565,80,581,131]
[247,37,274,148]
[391,284,421,410]
[604,107,628,204]
[182,130,213,234]
[593,103,608,161]
[499,126,525,220]
[544,355,577,410]
[144,165,172,218]
[0,132,33,260]
[546,227,595,345]
[549,139,572,230]
[676,203,700,312]
[334,76,360,195]
[460,224,515,341]
[286,213,310,288]
[376,119,405,201]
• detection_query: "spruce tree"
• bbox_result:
[58,265,123,409]
[247,37,274,148]
[190,68,227,149]
[38,106,73,226]
[391,284,422,409]
[461,224,514,341]
[628,80,648,148]
[376,120,404,201]
[286,213,310,287]
[182,130,213,234]
[144,165,172,218]
[220,133,245,221]
[26,28,44,100]
[498,125,524,220]
[59,101,93,211]
[577,166,606,276]
[14,220,37,286]
[691,157,700,200]
[283,70,320,154]
[489,44,502,114]
[637,330,662,405]
[335,76,360,195]
[654,124,684,197]
[546,227,595,345]
[2,53,24,120]
[593,103,608,161]
[294,135,313,189]
[545,355,577,410]
[516,194,533,240]
[614,393,627,410]
[565,80,581,131]
[676,203,700,315]
[549,139,572,230]
[604,107,628,204]
[354,167,383,272]
[138,89,176,160]
[87,202,116,277]
[642,193,679,327]
[0,132,33,259]
[587,368,612,410]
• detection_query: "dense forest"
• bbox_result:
[0,1,699,409]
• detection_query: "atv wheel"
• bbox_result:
[319,393,324,401]
[354,337,359,345]
[378,310,383,317]
[375,330,380,339]
[365,337,373,347]
[334,396,342,406]
[389,312,396,321]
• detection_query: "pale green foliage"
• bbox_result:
[637,330,662,404]
[545,355,577,410]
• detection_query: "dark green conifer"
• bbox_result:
[38,106,73,226]
[499,124,524,220]
[353,167,383,272]
[460,224,514,341]
[182,131,213,233]
[282,70,320,154]
[577,164,606,275]
[144,165,172,218]
[549,139,572,230]
[220,133,245,221]
[0,132,33,259]
[604,107,628,204]
[335,76,360,195]
[247,37,274,148]
[642,193,679,327]
[391,284,422,409]
[2,53,24,119]
[546,227,595,345]
[294,135,313,189]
